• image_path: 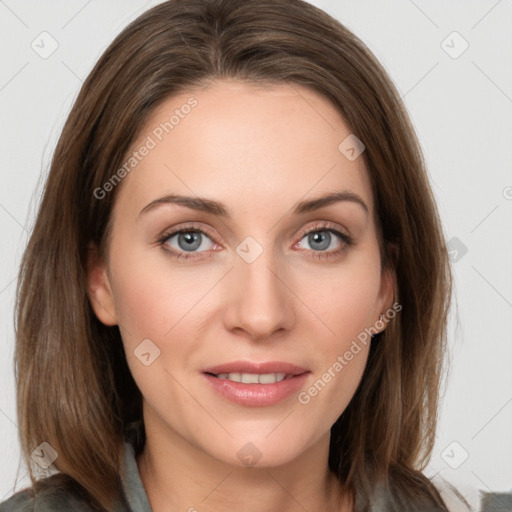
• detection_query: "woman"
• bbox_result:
[0,0,468,510]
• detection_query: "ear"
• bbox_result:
[86,242,118,326]
[374,243,398,332]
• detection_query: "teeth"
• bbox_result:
[216,372,288,384]
[258,373,284,384]
[241,372,259,384]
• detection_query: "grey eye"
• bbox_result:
[165,230,215,253]
[299,230,341,251]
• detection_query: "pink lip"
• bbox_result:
[201,360,310,407]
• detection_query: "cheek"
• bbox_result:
[293,251,382,347]
[108,253,205,417]
[111,266,170,341]
[297,328,371,430]
[291,252,380,422]
[107,243,220,386]
[108,240,212,341]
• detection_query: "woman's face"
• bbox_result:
[88,79,394,468]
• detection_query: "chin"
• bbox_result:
[202,428,320,469]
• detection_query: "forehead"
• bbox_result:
[115,79,374,219]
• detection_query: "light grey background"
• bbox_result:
[1,0,511,509]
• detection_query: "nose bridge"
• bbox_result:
[223,237,295,340]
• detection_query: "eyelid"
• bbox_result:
[295,220,351,242]
[158,222,219,245]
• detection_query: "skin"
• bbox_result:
[87,79,395,512]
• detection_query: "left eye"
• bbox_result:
[297,229,345,252]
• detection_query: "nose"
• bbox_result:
[223,246,296,341]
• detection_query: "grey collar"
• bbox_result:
[119,441,153,512]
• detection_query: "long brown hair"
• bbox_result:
[13,0,452,510]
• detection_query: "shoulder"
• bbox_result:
[374,467,476,512]
[431,476,476,512]
[479,491,512,511]
[436,480,512,512]
[0,474,101,512]
[0,489,32,512]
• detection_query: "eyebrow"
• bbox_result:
[138,190,369,218]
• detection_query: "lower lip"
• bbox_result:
[202,372,310,407]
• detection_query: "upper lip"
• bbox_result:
[202,361,309,376]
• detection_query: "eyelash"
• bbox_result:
[157,222,353,262]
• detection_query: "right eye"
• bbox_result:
[158,225,221,261]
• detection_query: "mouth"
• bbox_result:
[201,361,310,407]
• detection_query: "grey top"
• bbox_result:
[0,441,152,512]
